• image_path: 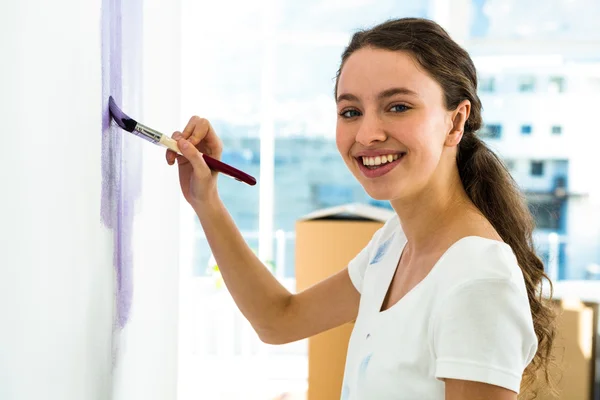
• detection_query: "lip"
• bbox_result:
[355,153,406,179]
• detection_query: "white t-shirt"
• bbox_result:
[341,215,538,400]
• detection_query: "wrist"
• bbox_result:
[191,190,223,216]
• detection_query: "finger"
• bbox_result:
[166,131,183,165]
[181,115,203,142]
[194,121,222,159]
[175,154,189,165]
[177,138,208,173]
[189,117,210,146]
[181,116,222,158]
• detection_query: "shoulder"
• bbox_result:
[435,236,527,292]
[347,214,402,293]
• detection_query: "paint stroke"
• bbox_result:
[100,0,142,332]
[369,233,395,265]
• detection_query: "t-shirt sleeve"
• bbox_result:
[432,278,538,394]
[346,238,373,294]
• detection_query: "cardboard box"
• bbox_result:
[295,203,394,400]
[528,298,598,400]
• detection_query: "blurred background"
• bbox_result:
[175,0,600,399]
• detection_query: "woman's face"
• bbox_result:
[335,47,463,202]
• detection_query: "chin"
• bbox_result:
[362,185,402,202]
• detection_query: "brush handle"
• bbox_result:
[160,135,182,154]
[159,135,257,186]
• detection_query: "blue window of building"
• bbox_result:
[531,161,545,177]
[521,125,532,135]
[479,124,502,139]
[479,76,495,92]
[519,76,536,92]
[311,184,355,208]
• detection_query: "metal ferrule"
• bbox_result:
[133,123,162,144]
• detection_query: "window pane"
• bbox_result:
[470,0,600,40]
[518,76,536,92]
[479,124,502,139]
[479,76,495,92]
[528,198,564,230]
[530,161,545,176]
[549,76,566,93]
[276,0,430,33]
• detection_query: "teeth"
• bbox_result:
[361,153,403,166]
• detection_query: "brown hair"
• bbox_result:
[334,18,557,397]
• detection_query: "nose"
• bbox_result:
[355,112,387,146]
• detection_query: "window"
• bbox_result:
[548,76,565,93]
[521,125,532,135]
[551,125,563,135]
[310,183,355,209]
[479,76,495,92]
[527,199,564,231]
[531,161,545,176]
[479,124,502,139]
[518,76,536,92]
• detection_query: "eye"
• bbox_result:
[390,104,410,113]
[339,109,361,118]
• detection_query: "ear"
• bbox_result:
[445,99,471,147]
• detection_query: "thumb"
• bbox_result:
[178,138,209,174]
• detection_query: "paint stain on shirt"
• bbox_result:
[370,233,395,265]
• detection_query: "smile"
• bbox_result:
[355,152,406,178]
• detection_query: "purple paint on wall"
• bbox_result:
[101,0,142,331]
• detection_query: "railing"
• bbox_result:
[195,229,572,280]
[532,231,567,281]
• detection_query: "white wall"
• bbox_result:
[0,1,114,399]
[111,0,182,398]
[0,0,182,399]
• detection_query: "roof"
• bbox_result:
[298,202,395,222]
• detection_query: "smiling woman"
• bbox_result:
[331,18,556,400]
[171,16,557,400]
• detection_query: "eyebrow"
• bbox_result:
[336,87,419,103]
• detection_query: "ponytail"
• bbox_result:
[457,132,557,398]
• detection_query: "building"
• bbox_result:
[471,54,600,279]
[186,0,600,281]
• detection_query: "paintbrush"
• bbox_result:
[108,96,257,186]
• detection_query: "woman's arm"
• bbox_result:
[445,379,517,400]
[195,196,361,344]
[168,117,362,343]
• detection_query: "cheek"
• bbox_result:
[401,124,444,172]
[335,125,353,155]
[405,113,446,154]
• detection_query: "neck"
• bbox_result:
[390,162,478,254]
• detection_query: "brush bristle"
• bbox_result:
[108,96,137,132]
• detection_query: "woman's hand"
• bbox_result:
[165,116,223,208]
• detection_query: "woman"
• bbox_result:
[166,17,556,400]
